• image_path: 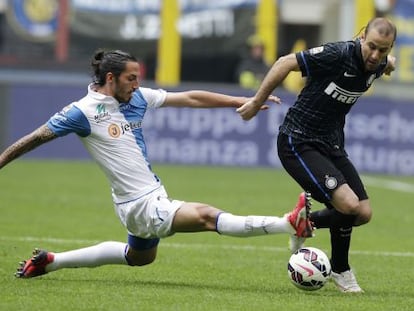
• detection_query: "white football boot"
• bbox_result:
[331,269,364,293]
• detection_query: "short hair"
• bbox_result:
[365,17,397,42]
[91,49,137,86]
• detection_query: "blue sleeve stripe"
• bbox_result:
[47,105,91,137]
[300,51,310,77]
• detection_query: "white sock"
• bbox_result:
[216,213,294,237]
[46,241,128,272]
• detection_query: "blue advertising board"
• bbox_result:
[6,83,414,175]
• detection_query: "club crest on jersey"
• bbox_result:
[94,104,111,123]
[366,74,376,87]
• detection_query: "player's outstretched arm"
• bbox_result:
[0,124,57,169]
[237,53,299,121]
[163,91,280,111]
[163,91,249,108]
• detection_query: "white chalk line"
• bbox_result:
[1,236,413,258]
[362,175,414,193]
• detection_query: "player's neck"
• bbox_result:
[94,83,114,98]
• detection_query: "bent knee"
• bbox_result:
[335,198,372,224]
[340,198,361,215]
[355,208,372,226]
[126,247,157,266]
[345,200,372,226]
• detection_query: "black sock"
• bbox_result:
[330,210,356,273]
[309,207,335,228]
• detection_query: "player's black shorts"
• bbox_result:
[277,133,368,204]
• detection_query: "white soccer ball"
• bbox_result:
[287,247,331,291]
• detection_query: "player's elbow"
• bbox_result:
[274,53,300,72]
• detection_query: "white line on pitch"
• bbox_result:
[2,236,414,258]
[362,175,414,193]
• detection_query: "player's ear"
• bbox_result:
[106,72,114,83]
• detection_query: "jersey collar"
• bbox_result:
[88,83,118,105]
[354,39,365,71]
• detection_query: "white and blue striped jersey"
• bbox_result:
[47,84,167,204]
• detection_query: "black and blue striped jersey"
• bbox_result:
[279,39,387,148]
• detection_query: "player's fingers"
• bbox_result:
[268,95,282,104]
[388,55,396,64]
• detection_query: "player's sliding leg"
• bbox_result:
[16,192,314,278]
[16,242,128,278]
[217,192,313,238]
[288,192,313,253]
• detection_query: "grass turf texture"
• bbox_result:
[1,160,413,310]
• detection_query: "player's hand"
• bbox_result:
[236,100,260,120]
[384,55,396,76]
[237,95,281,121]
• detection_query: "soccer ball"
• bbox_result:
[287,247,331,291]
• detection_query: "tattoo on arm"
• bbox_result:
[0,124,57,169]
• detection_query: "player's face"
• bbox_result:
[360,28,394,72]
[113,61,140,103]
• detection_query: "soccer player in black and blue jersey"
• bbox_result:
[237,17,397,293]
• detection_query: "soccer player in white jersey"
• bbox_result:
[0,49,313,278]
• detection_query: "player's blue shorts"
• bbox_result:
[128,234,159,250]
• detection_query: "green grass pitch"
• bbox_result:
[1,160,413,310]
